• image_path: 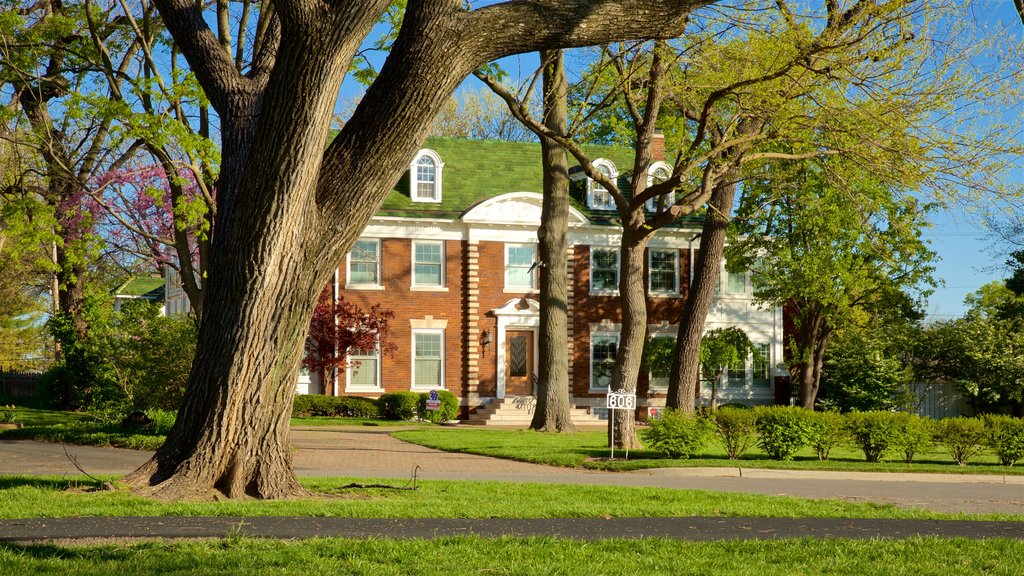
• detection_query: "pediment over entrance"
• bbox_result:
[491,297,540,316]
[462,192,590,226]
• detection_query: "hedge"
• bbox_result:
[292,395,381,419]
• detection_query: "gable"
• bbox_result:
[462,192,590,226]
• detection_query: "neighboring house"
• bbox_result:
[319,137,786,417]
[112,277,166,314]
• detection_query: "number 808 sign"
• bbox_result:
[606,391,636,410]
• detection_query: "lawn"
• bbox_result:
[390,428,1024,474]
[2,474,1016,520]
[1,536,1021,575]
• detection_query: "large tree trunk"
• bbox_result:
[793,309,830,410]
[532,49,575,433]
[667,164,739,411]
[134,0,707,499]
[608,221,649,450]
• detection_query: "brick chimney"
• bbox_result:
[651,129,666,162]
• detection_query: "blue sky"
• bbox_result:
[337,1,1023,321]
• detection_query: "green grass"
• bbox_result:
[0,537,1021,575]
[0,410,427,450]
[3,474,1016,520]
[391,428,1024,474]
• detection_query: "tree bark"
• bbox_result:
[532,49,575,433]
[129,0,712,499]
[793,307,830,410]
[667,163,739,411]
[608,220,649,450]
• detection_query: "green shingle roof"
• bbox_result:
[113,277,165,301]
[378,137,637,220]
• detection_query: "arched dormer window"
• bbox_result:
[588,159,617,210]
[410,149,443,202]
[644,162,674,213]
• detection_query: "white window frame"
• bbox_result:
[347,238,382,289]
[647,334,673,391]
[752,342,772,389]
[644,162,674,213]
[346,345,382,391]
[587,159,617,210]
[648,248,679,295]
[589,247,620,294]
[412,240,445,289]
[410,149,444,203]
[411,328,445,390]
[505,243,538,291]
[590,332,619,392]
[725,268,747,295]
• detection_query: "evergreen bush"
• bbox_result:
[642,409,712,459]
[934,417,988,466]
[712,407,758,459]
[379,391,419,420]
[753,406,813,460]
[416,390,460,423]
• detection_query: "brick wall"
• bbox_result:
[339,237,465,397]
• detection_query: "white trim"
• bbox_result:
[644,161,674,212]
[346,238,382,289]
[410,149,444,203]
[648,248,680,296]
[411,240,445,288]
[411,328,445,390]
[463,192,590,226]
[345,345,382,392]
[589,330,619,393]
[587,158,618,210]
[490,298,541,398]
[589,246,620,294]
[505,243,538,291]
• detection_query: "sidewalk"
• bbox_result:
[2,516,1023,543]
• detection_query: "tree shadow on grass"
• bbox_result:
[0,542,142,561]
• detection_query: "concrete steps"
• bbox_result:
[463,397,605,427]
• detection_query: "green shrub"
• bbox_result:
[416,390,460,423]
[891,413,933,464]
[934,417,988,466]
[807,411,847,461]
[379,391,420,420]
[642,409,712,459]
[712,407,758,459]
[845,411,902,463]
[753,406,813,460]
[984,415,1024,467]
[145,409,177,435]
[336,396,381,418]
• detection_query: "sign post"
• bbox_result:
[605,389,637,460]
[425,389,441,412]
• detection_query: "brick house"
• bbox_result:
[303,137,786,418]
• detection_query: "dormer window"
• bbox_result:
[410,149,443,202]
[588,159,617,210]
[645,162,673,213]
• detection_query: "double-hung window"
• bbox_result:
[412,330,444,389]
[590,247,619,293]
[726,269,747,294]
[648,249,678,294]
[347,347,381,389]
[410,150,443,202]
[753,343,771,389]
[348,239,381,287]
[726,354,746,388]
[413,241,444,287]
[590,333,618,391]
[505,244,538,290]
[588,160,617,210]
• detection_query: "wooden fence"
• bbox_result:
[0,371,41,398]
